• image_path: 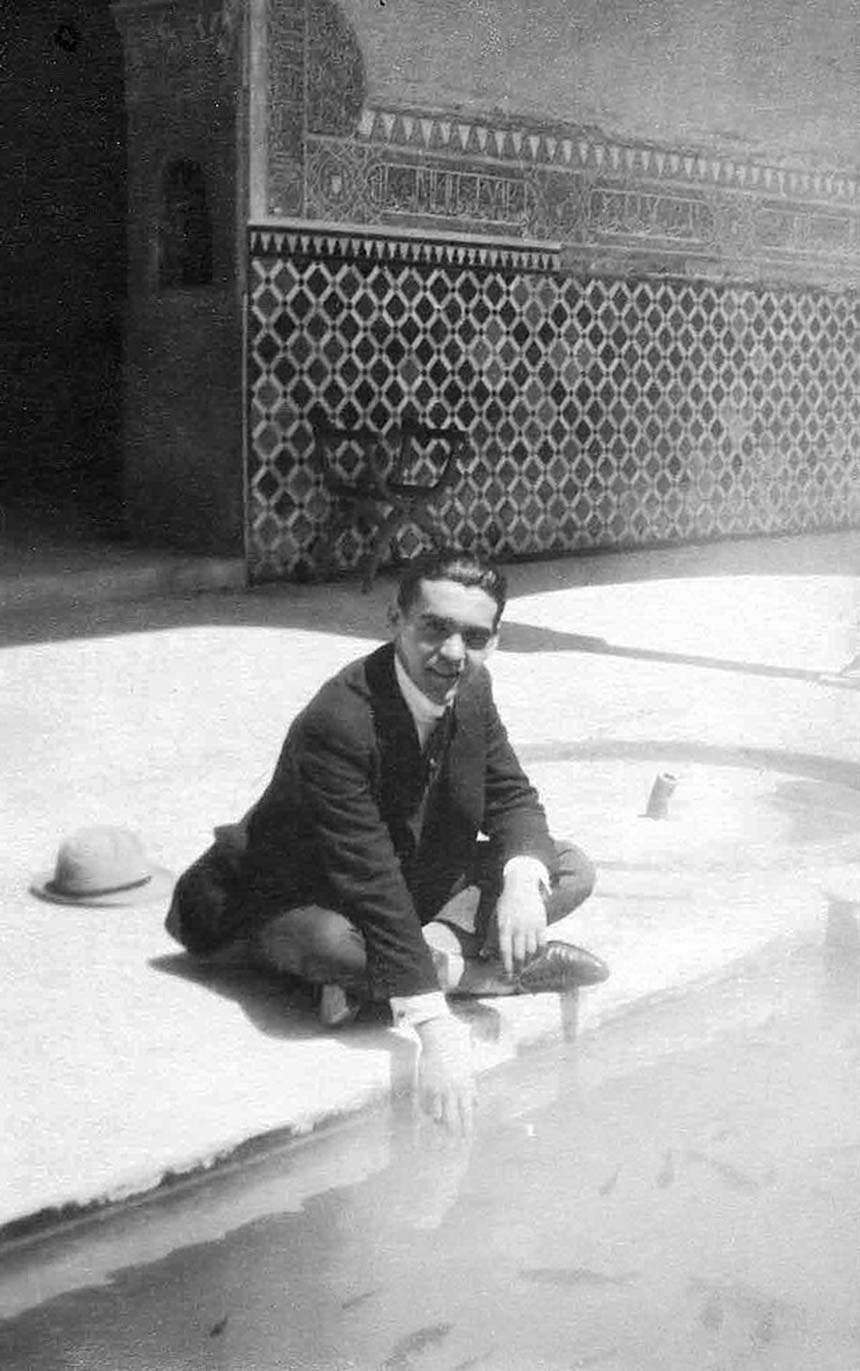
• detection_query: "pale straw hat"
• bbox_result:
[30,826,174,907]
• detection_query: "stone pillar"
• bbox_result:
[112,0,247,553]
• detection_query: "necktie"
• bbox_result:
[423,709,452,780]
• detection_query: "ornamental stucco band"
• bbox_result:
[257,0,860,285]
[357,107,859,205]
[299,120,860,284]
[249,223,561,273]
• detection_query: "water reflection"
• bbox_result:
[5,935,860,1371]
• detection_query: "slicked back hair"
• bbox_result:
[396,547,508,627]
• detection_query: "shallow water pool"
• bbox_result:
[2,934,860,1370]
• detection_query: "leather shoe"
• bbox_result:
[517,940,610,993]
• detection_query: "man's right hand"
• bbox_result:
[416,1016,476,1136]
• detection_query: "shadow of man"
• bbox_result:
[149,951,421,1100]
[150,951,323,1040]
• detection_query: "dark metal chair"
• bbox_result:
[309,413,467,591]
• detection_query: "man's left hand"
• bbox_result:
[491,869,548,978]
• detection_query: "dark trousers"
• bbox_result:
[243,839,595,995]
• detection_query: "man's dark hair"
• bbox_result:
[396,547,508,624]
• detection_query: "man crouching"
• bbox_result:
[166,547,608,1134]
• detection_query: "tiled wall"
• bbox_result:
[248,0,860,583]
[247,225,860,582]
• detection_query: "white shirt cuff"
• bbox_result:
[390,990,453,1028]
[503,854,551,895]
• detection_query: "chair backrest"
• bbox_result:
[388,417,468,496]
[309,412,468,498]
[309,416,389,497]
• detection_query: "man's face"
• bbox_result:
[391,577,500,706]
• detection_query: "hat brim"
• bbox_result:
[29,866,175,907]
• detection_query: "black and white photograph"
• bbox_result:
[1,1,859,1366]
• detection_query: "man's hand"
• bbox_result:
[416,1016,476,1136]
[491,868,548,977]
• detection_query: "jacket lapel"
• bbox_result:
[365,644,423,796]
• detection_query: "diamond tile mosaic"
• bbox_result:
[247,226,860,583]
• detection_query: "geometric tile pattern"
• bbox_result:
[248,225,860,583]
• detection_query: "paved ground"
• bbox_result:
[2,529,859,1238]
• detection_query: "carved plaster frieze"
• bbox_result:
[356,106,859,208]
[301,134,860,281]
[259,18,860,284]
[306,0,364,136]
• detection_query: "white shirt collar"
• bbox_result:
[394,652,446,743]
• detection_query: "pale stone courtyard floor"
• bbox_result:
[1,530,859,1238]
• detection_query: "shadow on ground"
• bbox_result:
[150,953,523,1053]
[498,622,839,683]
[150,953,405,1045]
[3,592,853,687]
[150,954,328,1041]
[2,534,857,691]
[517,737,860,788]
[2,531,858,652]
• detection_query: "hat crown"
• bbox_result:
[53,826,151,896]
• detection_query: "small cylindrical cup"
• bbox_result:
[644,772,679,820]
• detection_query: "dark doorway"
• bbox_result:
[158,158,214,291]
[0,0,127,536]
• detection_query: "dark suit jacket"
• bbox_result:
[172,642,557,998]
